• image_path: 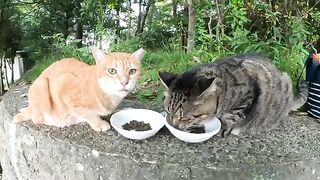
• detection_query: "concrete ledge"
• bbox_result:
[1,85,320,180]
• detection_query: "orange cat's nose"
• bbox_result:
[120,81,128,86]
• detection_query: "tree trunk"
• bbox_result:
[208,15,213,36]
[187,0,196,53]
[0,9,3,28]
[147,0,156,26]
[0,53,4,95]
[215,0,225,42]
[172,0,179,48]
[115,0,121,44]
[61,30,69,44]
[173,0,177,18]
[3,58,9,89]
[74,0,83,48]
[10,57,14,84]
[180,4,188,51]
[307,0,320,30]
[127,0,132,41]
[0,0,6,27]
[139,0,153,34]
[135,0,143,35]
[75,20,83,48]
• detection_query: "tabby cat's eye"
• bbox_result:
[108,68,117,75]
[192,114,203,118]
[129,69,137,75]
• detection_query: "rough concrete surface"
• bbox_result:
[1,85,320,180]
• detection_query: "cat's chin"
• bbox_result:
[112,90,129,98]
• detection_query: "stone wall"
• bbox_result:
[1,85,320,180]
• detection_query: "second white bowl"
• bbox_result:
[164,117,221,143]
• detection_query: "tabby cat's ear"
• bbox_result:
[131,48,145,61]
[158,72,176,89]
[198,77,216,97]
[91,47,107,64]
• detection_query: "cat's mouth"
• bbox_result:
[174,114,209,130]
[119,89,128,92]
[170,117,192,130]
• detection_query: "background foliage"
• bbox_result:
[1,0,320,101]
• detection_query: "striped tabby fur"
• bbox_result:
[159,54,308,137]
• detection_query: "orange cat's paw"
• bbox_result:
[12,115,20,123]
[90,120,110,132]
[13,108,30,123]
[13,113,25,123]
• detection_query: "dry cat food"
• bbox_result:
[122,120,152,131]
[188,126,206,134]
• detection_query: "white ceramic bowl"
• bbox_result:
[110,108,165,140]
[164,117,221,143]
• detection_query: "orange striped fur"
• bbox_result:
[13,47,144,131]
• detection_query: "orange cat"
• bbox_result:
[13,47,144,131]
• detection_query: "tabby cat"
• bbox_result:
[13,47,144,131]
[159,54,308,137]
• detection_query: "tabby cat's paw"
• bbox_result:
[90,120,110,131]
[217,128,232,138]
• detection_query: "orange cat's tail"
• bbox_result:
[13,77,53,124]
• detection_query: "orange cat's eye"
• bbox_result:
[129,69,137,75]
[108,68,117,75]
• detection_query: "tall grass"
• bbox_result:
[23,55,59,81]
[23,27,311,103]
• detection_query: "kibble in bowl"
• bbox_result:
[110,109,165,140]
[164,116,221,143]
[122,120,152,131]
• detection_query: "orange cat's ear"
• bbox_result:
[131,48,145,61]
[91,47,107,64]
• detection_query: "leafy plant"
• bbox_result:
[10,0,320,103]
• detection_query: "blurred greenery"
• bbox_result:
[1,0,320,102]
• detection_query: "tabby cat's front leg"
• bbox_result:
[218,112,245,137]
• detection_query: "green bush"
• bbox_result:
[109,37,143,53]
[23,55,60,81]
